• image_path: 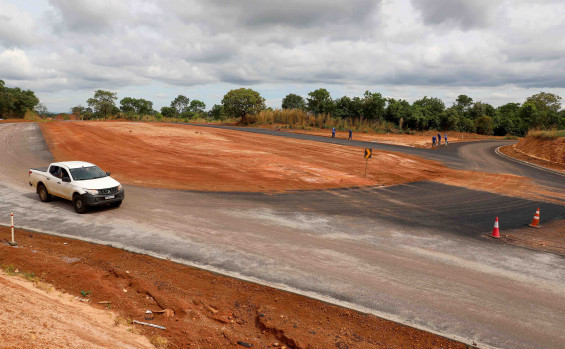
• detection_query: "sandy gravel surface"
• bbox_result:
[0,270,153,349]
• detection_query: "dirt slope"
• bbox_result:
[515,137,565,166]
[500,137,565,173]
[0,270,153,349]
[0,227,468,349]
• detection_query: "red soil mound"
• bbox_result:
[515,137,565,166]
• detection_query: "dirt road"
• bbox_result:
[1,122,565,348]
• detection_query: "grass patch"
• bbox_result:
[2,265,54,292]
[149,335,169,348]
[527,129,565,139]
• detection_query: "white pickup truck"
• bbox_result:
[29,161,124,213]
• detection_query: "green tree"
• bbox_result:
[385,98,411,126]
[458,118,476,133]
[475,115,494,135]
[454,95,473,117]
[439,108,459,131]
[120,97,154,115]
[87,90,117,120]
[222,88,266,123]
[0,81,39,118]
[413,96,445,129]
[362,91,386,121]
[525,92,562,114]
[71,105,85,120]
[171,95,190,117]
[495,103,521,135]
[334,96,352,119]
[307,88,334,115]
[160,106,176,118]
[189,99,206,114]
[282,93,306,110]
[208,104,225,119]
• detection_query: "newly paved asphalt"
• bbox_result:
[1,122,564,349]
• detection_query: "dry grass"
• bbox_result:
[149,335,169,348]
[247,109,396,132]
[527,129,565,139]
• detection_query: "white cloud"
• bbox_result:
[1,0,564,112]
[0,1,38,46]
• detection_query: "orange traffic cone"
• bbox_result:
[529,208,541,228]
[492,217,500,238]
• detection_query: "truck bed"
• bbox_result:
[31,167,49,173]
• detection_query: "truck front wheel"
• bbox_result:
[73,194,88,214]
[38,184,52,202]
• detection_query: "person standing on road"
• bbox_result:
[437,133,441,146]
[444,134,448,146]
[432,135,437,147]
[348,129,352,140]
[332,127,336,138]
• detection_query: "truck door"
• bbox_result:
[58,168,74,200]
[47,165,62,196]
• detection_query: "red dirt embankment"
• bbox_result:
[515,137,565,166]
[0,227,467,349]
[500,137,565,173]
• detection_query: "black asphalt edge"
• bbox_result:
[495,146,565,178]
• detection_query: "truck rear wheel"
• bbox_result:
[73,195,88,214]
[38,184,52,202]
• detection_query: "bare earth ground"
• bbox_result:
[39,122,564,205]
[0,269,153,349]
[499,138,565,173]
[0,227,468,349]
[263,127,503,148]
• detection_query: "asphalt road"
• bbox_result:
[1,122,564,349]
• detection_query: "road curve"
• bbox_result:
[1,122,564,349]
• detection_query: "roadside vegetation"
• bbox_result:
[526,129,565,139]
[2,77,563,137]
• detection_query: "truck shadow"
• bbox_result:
[24,192,121,214]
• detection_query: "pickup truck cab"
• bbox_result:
[29,161,124,213]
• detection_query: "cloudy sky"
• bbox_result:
[1,0,564,113]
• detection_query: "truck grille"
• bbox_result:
[98,187,119,195]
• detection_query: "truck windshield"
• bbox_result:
[69,166,107,181]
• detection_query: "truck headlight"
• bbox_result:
[85,189,99,195]
[117,185,123,191]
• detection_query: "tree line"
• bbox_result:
[2,78,562,136]
[280,89,564,136]
[79,87,563,136]
[0,80,40,118]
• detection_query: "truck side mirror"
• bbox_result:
[106,172,111,176]
[62,176,71,183]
